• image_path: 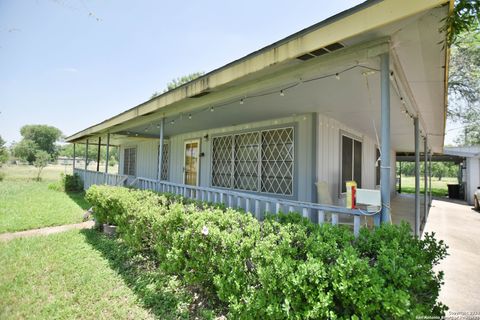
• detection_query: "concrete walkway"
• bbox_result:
[0,221,94,242]
[423,199,480,312]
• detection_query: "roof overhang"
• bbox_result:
[66,0,451,151]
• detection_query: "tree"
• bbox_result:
[443,0,480,46]
[151,72,205,98]
[0,135,8,166]
[33,150,50,181]
[11,139,38,164]
[58,144,119,165]
[446,1,480,145]
[20,125,62,157]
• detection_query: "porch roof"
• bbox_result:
[66,0,451,153]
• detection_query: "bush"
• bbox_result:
[86,185,449,318]
[48,173,83,192]
[0,171,5,181]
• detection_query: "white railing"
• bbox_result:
[134,177,380,237]
[73,168,128,189]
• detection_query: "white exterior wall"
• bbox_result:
[119,112,397,205]
[119,140,159,180]
[316,113,396,205]
[466,158,480,205]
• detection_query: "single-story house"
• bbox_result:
[66,0,451,236]
[444,146,480,205]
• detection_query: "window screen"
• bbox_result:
[341,135,362,193]
[211,127,294,195]
[123,147,137,176]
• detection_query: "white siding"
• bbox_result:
[316,113,396,205]
[466,158,480,205]
[119,140,159,180]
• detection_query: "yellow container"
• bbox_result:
[346,181,357,209]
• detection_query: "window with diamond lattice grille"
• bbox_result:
[157,143,169,180]
[211,127,294,195]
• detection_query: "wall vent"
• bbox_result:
[296,42,345,61]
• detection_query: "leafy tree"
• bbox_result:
[0,135,8,166]
[446,1,480,145]
[443,0,480,46]
[151,72,205,98]
[59,144,118,165]
[20,125,62,157]
[11,139,38,164]
[33,150,50,181]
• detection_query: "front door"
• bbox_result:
[184,140,200,186]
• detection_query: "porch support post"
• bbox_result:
[96,137,101,172]
[428,151,432,207]
[398,161,402,193]
[105,133,110,173]
[424,136,428,225]
[157,118,165,181]
[414,117,420,237]
[72,143,76,170]
[84,139,89,171]
[380,52,391,224]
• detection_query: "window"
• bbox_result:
[211,127,294,195]
[157,143,169,180]
[340,135,362,193]
[123,147,136,176]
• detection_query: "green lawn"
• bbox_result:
[0,229,218,319]
[0,165,89,233]
[398,176,458,197]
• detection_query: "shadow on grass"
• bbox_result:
[80,229,219,319]
[66,191,91,211]
[399,187,448,198]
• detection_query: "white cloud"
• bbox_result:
[61,67,78,73]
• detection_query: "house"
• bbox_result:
[66,0,451,236]
[444,146,480,205]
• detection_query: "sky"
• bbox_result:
[0,0,458,146]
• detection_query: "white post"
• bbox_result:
[380,52,391,224]
[105,133,110,174]
[414,118,421,237]
[158,118,165,181]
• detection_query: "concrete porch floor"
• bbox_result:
[423,199,480,312]
[390,193,426,232]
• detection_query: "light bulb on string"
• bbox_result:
[280,90,285,97]
[188,114,192,119]
[335,73,340,80]
[240,98,244,105]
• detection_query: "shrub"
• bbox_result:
[0,171,5,181]
[86,185,449,318]
[48,173,84,192]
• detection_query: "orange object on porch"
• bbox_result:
[346,181,357,209]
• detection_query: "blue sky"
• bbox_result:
[0,0,458,145]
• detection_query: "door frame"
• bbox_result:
[183,139,201,186]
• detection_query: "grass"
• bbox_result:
[398,176,458,197]
[0,229,219,319]
[0,165,89,233]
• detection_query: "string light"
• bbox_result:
[139,64,380,129]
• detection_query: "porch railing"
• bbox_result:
[133,177,379,237]
[74,168,128,189]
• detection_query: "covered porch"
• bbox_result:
[67,2,448,237]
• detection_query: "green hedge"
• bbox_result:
[86,185,448,319]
